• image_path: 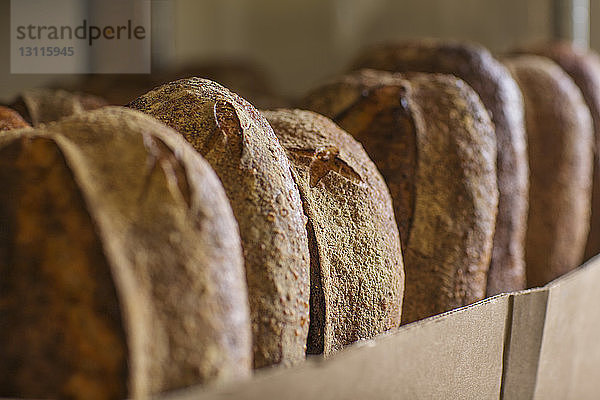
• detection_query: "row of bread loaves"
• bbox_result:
[0,38,598,399]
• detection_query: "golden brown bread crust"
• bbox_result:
[504,56,593,287]
[351,39,528,296]
[0,107,251,399]
[128,79,310,368]
[263,109,404,355]
[302,70,498,323]
[8,88,107,126]
[0,106,29,131]
[516,42,600,261]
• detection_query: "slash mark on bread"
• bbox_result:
[287,146,362,187]
[140,133,192,209]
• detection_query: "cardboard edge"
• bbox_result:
[500,287,549,400]
[162,294,511,400]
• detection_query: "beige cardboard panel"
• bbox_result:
[165,295,510,400]
[501,288,549,400]
[533,257,600,399]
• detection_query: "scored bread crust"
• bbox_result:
[263,109,404,355]
[504,55,593,287]
[0,107,251,399]
[0,106,29,131]
[128,79,310,368]
[351,39,528,296]
[8,88,107,126]
[516,42,600,261]
[302,70,498,324]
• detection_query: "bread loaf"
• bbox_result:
[129,79,310,368]
[351,39,528,296]
[302,70,497,323]
[515,42,600,261]
[0,107,251,399]
[0,106,29,131]
[9,88,106,126]
[504,55,593,287]
[263,109,404,355]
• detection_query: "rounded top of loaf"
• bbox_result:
[356,37,479,58]
[514,41,600,128]
[128,77,288,174]
[8,88,107,126]
[504,54,587,93]
[0,106,29,131]
[129,77,272,134]
[351,39,524,124]
[302,68,493,138]
[518,41,600,71]
[301,69,410,122]
[352,38,500,79]
[262,107,387,192]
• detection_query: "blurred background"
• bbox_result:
[0,0,598,101]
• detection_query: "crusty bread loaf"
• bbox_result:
[0,106,29,131]
[351,39,528,296]
[504,56,593,287]
[263,109,404,355]
[129,79,310,368]
[8,88,107,126]
[515,42,600,261]
[302,69,497,323]
[0,107,251,399]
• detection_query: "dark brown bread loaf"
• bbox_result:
[263,109,404,355]
[8,88,107,126]
[504,56,593,287]
[302,70,497,323]
[515,42,600,261]
[129,79,310,368]
[351,39,528,296]
[0,107,251,399]
[0,106,29,131]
